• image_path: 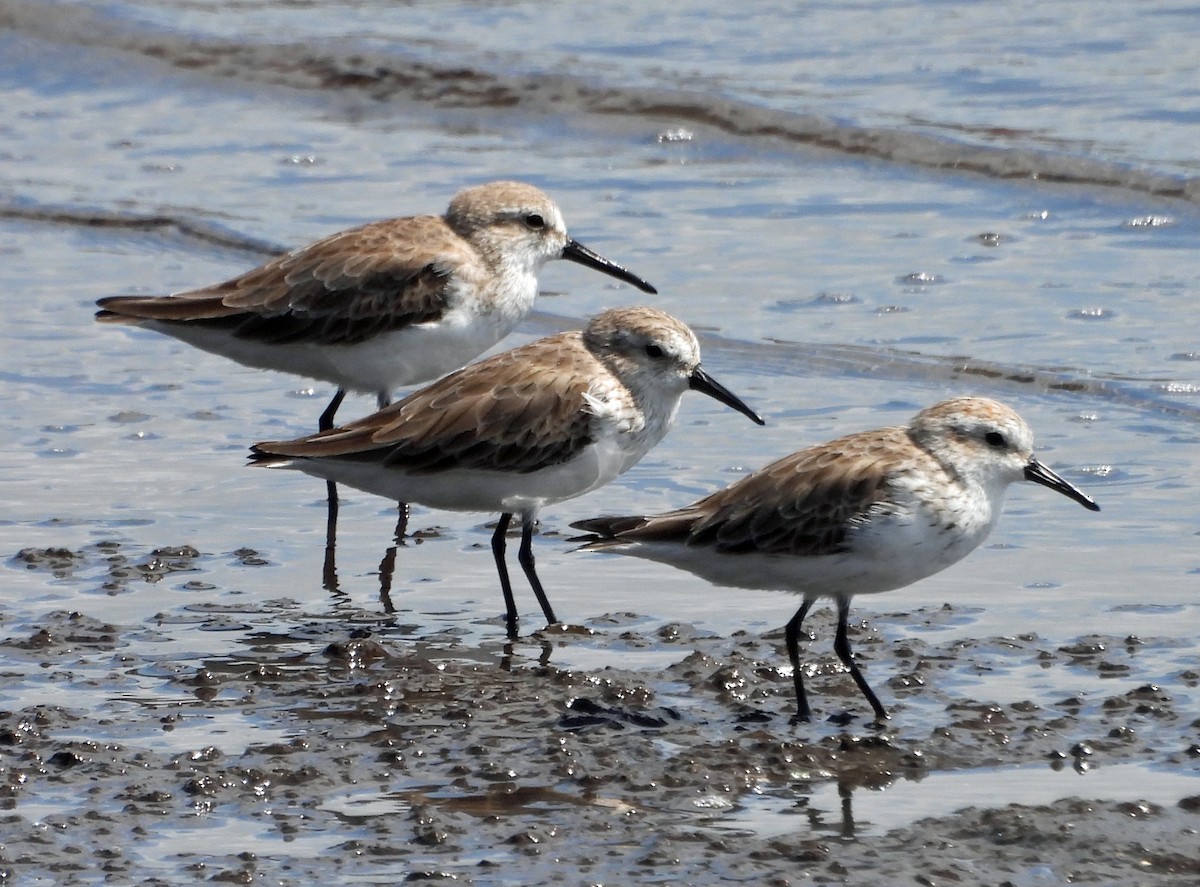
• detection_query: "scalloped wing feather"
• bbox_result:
[252,331,601,475]
[96,217,465,344]
[587,426,920,557]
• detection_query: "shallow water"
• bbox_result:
[2,0,1200,882]
[733,761,1200,838]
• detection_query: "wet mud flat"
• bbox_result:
[2,545,1199,885]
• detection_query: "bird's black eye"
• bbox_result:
[984,431,1006,448]
[644,343,665,360]
[524,213,546,230]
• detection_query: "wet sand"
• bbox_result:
[4,542,1199,884]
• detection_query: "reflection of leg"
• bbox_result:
[491,513,520,639]
[377,543,397,614]
[377,500,410,611]
[833,596,888,721]
[319,389,348,432]
[838,779,856,839]
[517,516,558,627]
[784,597,816,720]
[499,637,554,674]
[322,480,340,594]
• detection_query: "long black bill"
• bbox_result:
[688,366,765,426]
[1024,457,1100,511]
[561,238,658,294]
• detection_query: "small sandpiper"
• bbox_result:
[97,180,658,430]
[250,306,764,637]
[572,397,1100,721]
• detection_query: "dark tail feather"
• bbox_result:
[95,293,240,322]
[247,446,292,467]
[568,515,648,540]
[570,508,708,546]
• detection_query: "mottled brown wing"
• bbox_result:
[591,426,915,557]
[96,217,464,345]
[252,332,599,475]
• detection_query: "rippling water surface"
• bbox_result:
[2,0,1198,882]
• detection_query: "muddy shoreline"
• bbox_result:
[3,544,1198,884]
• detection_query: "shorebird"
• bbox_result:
[250,306,764,637]
[572,397,1100,721]
[97,180,657,430]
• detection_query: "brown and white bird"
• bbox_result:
[97,180,657,429]
[572,397,1100,721]
[250,306,764,637]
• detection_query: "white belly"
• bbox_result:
[594,500,1000,599]
[275,435,632,517]
[143,310,517,395]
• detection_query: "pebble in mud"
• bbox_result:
[11,542,216,593]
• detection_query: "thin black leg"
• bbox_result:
[517,516,557,627]
[491,513,520,639]
[785,597,816,720]
[374,392,412,542]
[833,596,888,721]
[319,388,348,432]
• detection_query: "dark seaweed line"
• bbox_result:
[3,0,1199,207]
[0,205,283,258]
[727,335,1200,422]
